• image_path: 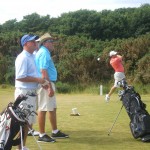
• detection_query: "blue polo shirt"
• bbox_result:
[35,46,57,81]
[15,50,39,89]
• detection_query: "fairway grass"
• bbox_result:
[0,89,150,150]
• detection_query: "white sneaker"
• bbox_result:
[23,147,29,150]
[28,130,39,136]
[105,94,110,102]
[16,147,29,150]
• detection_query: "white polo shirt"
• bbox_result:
[15,50,39,89]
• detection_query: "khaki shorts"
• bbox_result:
[14,88,37,125]
[37,82,57,111]
[114,72,125,87]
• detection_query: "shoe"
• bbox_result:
[28,129,39,136]
[51,130,69,138]
[16,146,29,150]
[105,94,110,102]
[38,134,56,143]
[23,147,29,150]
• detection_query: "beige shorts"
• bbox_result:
[114,72,125,87]
[37,82,57,111]
[14,88,37,124]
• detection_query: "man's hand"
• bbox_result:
[37,78,46,84]
[42,79,50,86]
[47,86,54,97]
[41,79,50,89]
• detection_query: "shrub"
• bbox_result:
[56,82,72,93]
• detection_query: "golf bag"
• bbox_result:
[118,80,150,142]
[0,94,36,150]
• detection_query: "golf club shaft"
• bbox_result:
[28,127,42,150]
[108,105,123,136]
[20,126,23,150]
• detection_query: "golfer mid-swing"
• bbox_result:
[105,50,126,102]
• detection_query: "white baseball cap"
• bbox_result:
[109,51,117,57]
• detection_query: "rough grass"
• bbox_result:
[0,89,150,150]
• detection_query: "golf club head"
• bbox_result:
[117,79,127,88]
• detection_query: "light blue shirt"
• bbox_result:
[35,46,57,81]
[15,50,39,89]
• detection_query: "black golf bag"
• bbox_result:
[0,94,36,150]
[118,80,150,142]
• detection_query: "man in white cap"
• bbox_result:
[15,34,47,150]
[105,50,126,102]
[35,33,69,143]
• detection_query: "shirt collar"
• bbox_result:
[41,46,50,53]
[22,50,33,56]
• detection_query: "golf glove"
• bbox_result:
[42,79,50,86]
[105,94,110,102]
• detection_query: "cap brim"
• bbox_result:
[29,35,39,41]
[35,38,40,42]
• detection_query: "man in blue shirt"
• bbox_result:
[35,33,69,143]
[15,34,47,150]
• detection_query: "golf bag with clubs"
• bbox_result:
[118,79,150,142]
[0,94,36,150]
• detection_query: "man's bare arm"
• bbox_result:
[16,76,45,84]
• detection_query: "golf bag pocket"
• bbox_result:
[130,114,150,139]
[0,113,11,150]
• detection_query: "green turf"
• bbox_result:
[0,89,150,150]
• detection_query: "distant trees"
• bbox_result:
[0,4,150,85]
[18,13,52,33]
[48,4,150,40]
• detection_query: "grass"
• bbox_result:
[0,89,150,150]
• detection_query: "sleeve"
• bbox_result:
[15,56,28,79]
[38,53,50,70]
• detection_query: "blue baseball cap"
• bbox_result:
[21,34,39,47]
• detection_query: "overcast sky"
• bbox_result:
[0,0,149,24]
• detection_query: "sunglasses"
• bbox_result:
[45,39,54,43]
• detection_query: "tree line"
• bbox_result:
[0,4,150,85]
